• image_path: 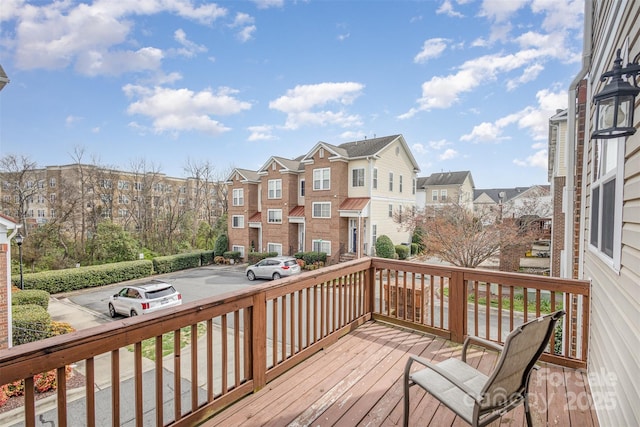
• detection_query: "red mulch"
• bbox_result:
[0,372,85,414]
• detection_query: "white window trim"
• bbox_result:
[587,136,623,273]
[267,209,283,223]
[267,243,283,255]
[312,202,331,218]
[232,215,245,228]
[312,239,331,254]
[432,190,438,201]
[268,179,282,199]
[232,245,245,258]
[352,168,365,187]
[313,168,330,190]
[373,168,378,189]
[232,188,244,206]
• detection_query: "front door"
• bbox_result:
[349,219,357,253]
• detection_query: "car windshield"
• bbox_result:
[283,260,297,267]
[144,286,177,299]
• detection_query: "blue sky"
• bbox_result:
[0,0,583,188]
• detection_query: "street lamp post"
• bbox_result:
[15,232,24,290]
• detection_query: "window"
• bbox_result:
[268,179,282,199]
[590,137,622,265]
[372,225,377,246]
[50,194,56,203]
[432,190,438,201]
[319,148,325,158]
[373,168,378,189]
[352,168,365,187]
[102,179,112,189]
[312,202,331,218]
[233,188,244,206]
[50,209,55,218]
[267,243,283,255]
[118,195,130,204]
[399,175,403,193]
[268,209,282,223]
[179,186,187,194]
[37,195,45,203]
[389,172,394,191]
[27,209,34,218]
[312,239,331,254]
[232,215,245,228]
[118,208,129,217]
[178,198,186,206]
[313,168,330,190]
[441,189,447,201]
[412,178,416,195]
[300,179,305,197]
[398,205,403,222]
[37,209,45,218]
[38,180,44,189]
[118,180,129,190]
[388,204,393,217]
[134,182,143,191]
[232,245,245,258]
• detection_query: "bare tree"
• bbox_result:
[0,154,40,233]
[402,202,536,268]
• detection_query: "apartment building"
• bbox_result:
[226,134,420,263]
[416,170,475,212]
[0,163,225,236]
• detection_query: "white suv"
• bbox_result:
[108,280,182,317]
[245,256,301,281]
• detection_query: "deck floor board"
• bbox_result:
[201,321,598,427]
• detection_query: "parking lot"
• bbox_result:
[62,264,256,319]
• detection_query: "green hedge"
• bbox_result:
[12,289,50,310]
[410,243,418,255]
[295,251,327,265]
[247,251,278,265]
[395,245,409,260]
[223,251,241,261]
[12,305,51,346]
[13,260,154,294]
[152,253,201,274]
[375,235,396,259]
[199,250,215,266]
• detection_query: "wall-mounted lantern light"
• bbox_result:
[592,49,640,139]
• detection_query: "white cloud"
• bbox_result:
[124,85,252,136]
[337,33,350,42]
[412,143,427,154]
[251,0,284,9]
[247,125,276,141]
[269,82,365,129]
[429,139,450,150]
[513,149,548,169]
[461,88,567,144]
[436,0,464,18]
[172,29,207,58]
[65,115,82,127]
[237,25,257,42]
[230,13,256,42]
[439,148,459,160]
[10,1,226,73]
[340,131,366,140]
[479,0,528,23]
[414,38,449,64]
[506,63,544,90]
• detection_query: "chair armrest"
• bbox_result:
[404,355,482,403]
[462,336,503,362]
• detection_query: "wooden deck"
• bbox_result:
[203,321,598,427]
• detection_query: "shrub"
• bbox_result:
[12,304,51,346]
[12,289,50,310]
[395,244,409,260]
[412,226,427,254]
[12,260,153,294]
[214,234,229,256]
[300,251,327,265]
[152,253,201,274]
[200,250,215,266]
[410,243,419,255]
[247,251,278,265]
[50,321,75,336]
[223,251,241,262]
[375,235,395,259]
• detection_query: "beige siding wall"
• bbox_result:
[585,1,640,425]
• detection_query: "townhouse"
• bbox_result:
[416,170,475,212]
[226,135,420,263]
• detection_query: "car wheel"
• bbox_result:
[272,272,281,280]
[108,303,117,318]
[247,270,256,281]
[130,309,138,317]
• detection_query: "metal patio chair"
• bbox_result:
[403,310,565,427]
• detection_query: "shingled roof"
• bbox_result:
[422,171,472,186]
[337,134,401,158]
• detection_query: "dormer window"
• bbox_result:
[319,148,325,158]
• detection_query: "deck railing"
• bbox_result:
[0,257,590,426]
